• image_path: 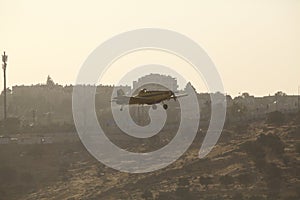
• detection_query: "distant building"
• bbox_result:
[132,73,178,92]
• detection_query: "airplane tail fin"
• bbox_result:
[117,89,125,97]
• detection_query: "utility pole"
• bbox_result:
[2,51,8,120]
[298,85,300,113]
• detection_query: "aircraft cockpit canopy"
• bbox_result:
[139,88,147,94]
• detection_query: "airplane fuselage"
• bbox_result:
[129,90,173,105]
[115,90,173,105]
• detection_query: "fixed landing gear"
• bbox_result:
[151,104,167,110]
[120,106,123,111]
[163,104,168,110]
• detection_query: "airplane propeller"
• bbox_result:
[171,91,177,101]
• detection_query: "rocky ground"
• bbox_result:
[1,114,300,200]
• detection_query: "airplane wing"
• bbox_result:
[175,93,188,98]
[110,96,131,102]
[111,96,150,102]
[170,93,188,101]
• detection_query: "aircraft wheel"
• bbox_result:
[152,104,157,110]
[163,104,168,110]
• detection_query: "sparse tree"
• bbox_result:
[46,75,55,87]
[241,92,250,98]
[184,82,196,93]
[275,91,287,96]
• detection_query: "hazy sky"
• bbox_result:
[0,0,299,96]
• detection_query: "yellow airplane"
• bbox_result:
[112,88,187,111]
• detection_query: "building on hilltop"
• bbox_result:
[132,73,178,92]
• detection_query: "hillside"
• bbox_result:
[1,114,298,200]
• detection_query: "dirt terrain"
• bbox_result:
[1,115,299,200]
